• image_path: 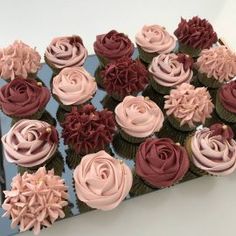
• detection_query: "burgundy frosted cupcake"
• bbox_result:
[101,57,148,101]
[45,35,88,73]
[93,30,134,67]
[0,78,50,120]
[62,104,116,155]
[135,138,190,188]
[174,16,217,57]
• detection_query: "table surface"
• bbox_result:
[0,0,236,236]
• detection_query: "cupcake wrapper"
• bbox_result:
[96,55,109,67]
[216,94,236,123]
[149,75,171,95]
[65,148,83,170]
[119,129,148,144]
[198,72,222,89]
[167,115,196,132]
[94,65,105,89]
[137,45,159,64]
[137,57,149,68]
[179,170,199,183]
[56,106,70,125]
[178,43,201,58]
[101,95,120,112]
[112,133,140,160]
[44,55,62,75]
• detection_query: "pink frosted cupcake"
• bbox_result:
[2,167,69,235]
[135,25,177,64]
[148,53,193,94]
[52,67,97,111]
[196,46,236,88]
[0,40,41,81]
[185,123,236,176]
[115,95,164,143]
[45,35,88,73]
[164,83,214,131]
[73,150,132,211]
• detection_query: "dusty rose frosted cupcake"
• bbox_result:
[136,138,189,188]
[185,123,236,176]
[135,25,176,64]
[0,40,41,81]
[115,95,164,143]
[2,167,69,235]
[148,53,193,94]
[73,150,132,211]
[45,35,88,73]
[164,83,214,131]
[174,16,217,57]
[1,119,59,168]
[52,67,97,111]
[196,46,236,88]
[0,78,50,120]
[93,30,134,67]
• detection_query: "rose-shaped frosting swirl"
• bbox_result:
[136,138,189,188]
[0,78,50,117]
[52,67,97,105]
[115,96,164,137]
[1,119,58,167]
[0,40,41,80]
[149,53,193,87]
[93,30,134,61]
[135,25,176,53]
[164,83,214,127]
[218,80,236,113]
[45,36,88,69]
[174,16,217,50]
[2,167,69,235]
[189,127,236,175]
[196,46,236,83]
[73,150,132,211]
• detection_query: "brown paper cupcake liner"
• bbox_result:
[198,72,222,89]
[137,45,159,64]
[96,54,109,68]
[65,148,83,170]
[167,115,197,132]
[149,75,171,95]
[178,43,201,58]
[44,55,62,75]
[119,129,147,144]
[101,95,120,112]
[94,65,105,88]
[56,105,70,125]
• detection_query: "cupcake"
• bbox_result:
[1,119,59,168]
[93,30,134,67]
[185,123,236,176]
[135,24,177,64]
[216,80,236,123]
[2,167,69,235]
[0,78,50,120]
[52,67,97,111]
[115,96,164,143]
[174,16,217,57]
[164,83,214,131]
[73,150,132,211]
[0,40,41,81]
[45,35,88,73]
[101,57,148,101]
[62,104,116,155]
[135,138,190,188]
[148,53,193,94]
[196,46,236,88]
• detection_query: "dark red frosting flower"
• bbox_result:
[39,126,59,143]
[101,57,148,98]
[209,123,234,141]
[135,138,189,188]
[219,81,236,113]
[174,16,217,50]
[62,104,116,155]
[176,53,194,71]
[93,30,134,61]
[0,79,50,117]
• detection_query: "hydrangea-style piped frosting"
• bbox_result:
[2,167,69,235]
[62,105,116,155]
[0,41,41,80]
[164,83,214,128]
[196,46,236,83]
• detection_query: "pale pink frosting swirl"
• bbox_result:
[45,36,88,69]
[0,41,41,80]
[196,46,236,82]
[1,119,58,167]
[135,25,176,53]
[115,96,164,137]
[149,53,193,87]
[52,67,97,105]
[190,127,236,175]
[74,150,132,211]
[164,83,214,127]
[2,167,69,235]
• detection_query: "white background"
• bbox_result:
[0,0,236,235]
